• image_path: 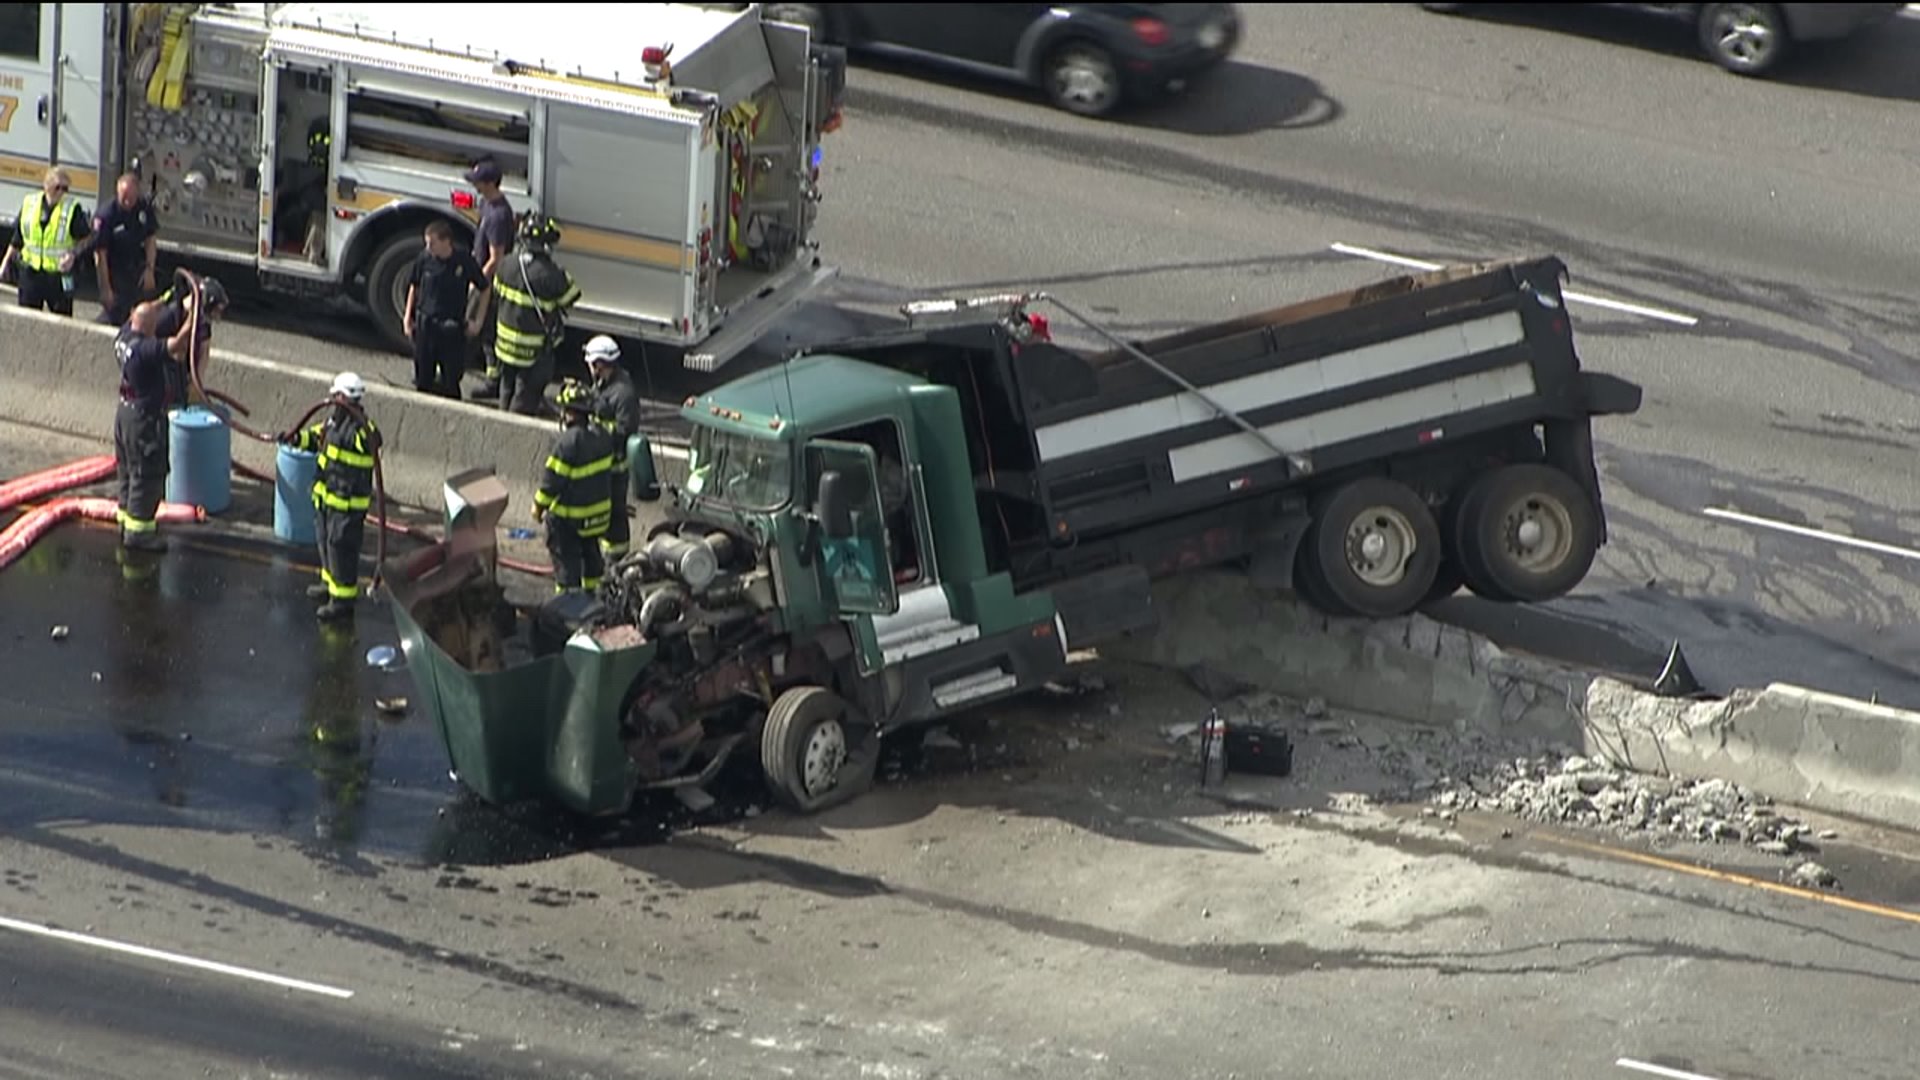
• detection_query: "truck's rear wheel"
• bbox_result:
[1453,464,1599,604]
[1302,477,1441,619]
[762,685,852,813]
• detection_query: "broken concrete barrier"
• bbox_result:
[1583,677,1920,833]
[1105,569,1593,743]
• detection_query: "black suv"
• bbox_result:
[767,4,1243,118]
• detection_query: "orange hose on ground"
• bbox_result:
[0,456,118,510]
[0,497,205,571]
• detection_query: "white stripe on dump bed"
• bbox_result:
[1167,362,1539,484]
[1033,311,1527,463]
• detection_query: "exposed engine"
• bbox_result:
[599,522,783,783]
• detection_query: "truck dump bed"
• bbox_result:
[1003,256,1635,538]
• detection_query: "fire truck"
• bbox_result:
[0,3,845,367]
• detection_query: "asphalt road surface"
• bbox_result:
[18,5,1910,709]
[8,479,1920,1079]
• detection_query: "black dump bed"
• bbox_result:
[823,256,1641,583]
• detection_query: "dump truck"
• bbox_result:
[385,255,1643,817]
[0,2,845,366]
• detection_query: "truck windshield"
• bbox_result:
[684,427,792,511]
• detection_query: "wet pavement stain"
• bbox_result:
[0,524,457,862]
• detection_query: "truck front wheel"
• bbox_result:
[762,685,855,813]
[1299,477,1442,619]
[1452,464,1600,604]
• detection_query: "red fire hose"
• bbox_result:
[0,497,204,570]
[0,456,116,511]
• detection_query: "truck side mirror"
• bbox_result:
[817,470,853,539]
[628,433,660,503]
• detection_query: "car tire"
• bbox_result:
[1043,41,1123,118]
[1697,2,1791,77]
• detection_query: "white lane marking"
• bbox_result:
[0,913,355,999]
[1615,1057,1729,1080]
[1329,242,1702,327]
[1702,507,1920,564]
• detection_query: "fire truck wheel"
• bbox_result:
[366,230,421,354]
[762,685,851,812]
[1455,464,1599,604]
[1307,477,1442,619]
[1293,535,1356,618]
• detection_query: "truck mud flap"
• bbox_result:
[1051,563,1158,651]
[1580,371,1643,417]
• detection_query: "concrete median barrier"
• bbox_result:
[1112,568,1920,832]
[1105,569,1594,743]
[1585,678,1920,833]
[0,307,690,516]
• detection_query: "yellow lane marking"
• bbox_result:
[1538,832,1920,927]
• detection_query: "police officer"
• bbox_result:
[535,380,615,594]
[403,219,485,398]
[113,301,194,550]
[2,168,93,315]
[282,373,383,621]
[583,334,642,560]
[82,173,161,326]
[492,212,581,416]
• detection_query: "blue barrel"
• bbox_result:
[274,443,319,547]
[166,404,232,515]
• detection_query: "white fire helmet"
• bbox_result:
[584,335,621,364]
[331,371,367,401]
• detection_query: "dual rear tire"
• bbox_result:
[1293,464,1600,618]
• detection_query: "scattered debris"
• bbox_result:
[375,696,409,716]
[1789,861,1837,890]
[49,624,69,641]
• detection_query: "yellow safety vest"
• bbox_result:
[19,192,80,274]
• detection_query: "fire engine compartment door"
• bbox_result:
[541,101,706,338]
[0,5,62,210]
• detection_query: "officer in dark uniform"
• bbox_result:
[113,301,194,550]
[583,334,643,560]
[534,380,616,594]
[81,172,161,326]
[492,212,581,416]
[282,372,382,621]
[467,158,516,399]
[403,219,485,398]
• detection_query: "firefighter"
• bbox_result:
[113,301,194,551]
[2,167,94,316]
[583,334,642,560]
[492,212,581,416]
[281,372,383,621]
[535,380,616,594]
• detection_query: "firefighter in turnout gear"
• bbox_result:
[583,335,642,560]
[282,373,383,621]
[113,301,194,550]
[535,381,616,594]
[492,213,582,416]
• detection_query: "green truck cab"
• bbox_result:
[388,260,1642,819]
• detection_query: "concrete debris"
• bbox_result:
[1789,861,1837,890]
[1417,751,1821,854]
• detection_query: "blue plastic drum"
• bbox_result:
[274,442,319,547]
[166,404,232,515]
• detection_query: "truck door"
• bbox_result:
[805,439,900,618]
[0,5,57,200]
